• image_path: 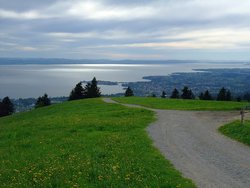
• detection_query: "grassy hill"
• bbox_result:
[0,98,195,187]
[219,120,250,145]
[113,97,250,111]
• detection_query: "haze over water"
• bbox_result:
[1,62,250,98]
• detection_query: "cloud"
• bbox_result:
[47,32,97,39]
[53,27,250,50]
[1,0,250,60]
[156,28,250,49]
[0,9,49,20]
[2,0,250,22]
[0,0,156,21]
[103,52,164,59]
[46,30,150,41]
[66,1,155,20]
[16,46,38,51]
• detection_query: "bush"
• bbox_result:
[0,96,14,117]
[35,94,51,108]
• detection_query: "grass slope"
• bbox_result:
[0,98,195,188]
[219,120,250,145]
[113,97,249,111]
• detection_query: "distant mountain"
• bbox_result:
[0,57,239,65]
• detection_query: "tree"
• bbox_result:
[69,77,101,100]
[83,83,91,98]
[199,92,204,100]
[181,86,194,99]
[84,77,101,98]
[226,90,232,101]
[35,94,51,108]
[161,91,166,98]
[170,88,179,99]
[217,87,227,101]
[243,93,250,102]
[0,97,14,117]
[203,90,212,100]
[69,82,84,101]
[0,102,3,117]
[217,87,232,101]
[236,96,242,102]
[151,93,156,97]
[125,87,134,97]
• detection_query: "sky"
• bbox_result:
[1,0,250,60]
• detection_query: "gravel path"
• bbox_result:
[103,98,250,188]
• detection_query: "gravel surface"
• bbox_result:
[103,98,250,188]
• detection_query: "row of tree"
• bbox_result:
[69,77,101,100]
[125,86,234,101]
[166,87,233,101]
[33,77,101,110]
[34,77,102,109]
[168,87,232,101]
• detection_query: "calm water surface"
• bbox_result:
[1,63,249,98]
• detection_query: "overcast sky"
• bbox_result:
[1,0,250,60]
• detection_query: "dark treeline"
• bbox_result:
[243,93,250,102]
[35,94,51,108]
[170,87,235,101]
[170,87,240,101]
[69,77,101,101]
[124,86,250,102]
[33,77,101,109]
[36,77,102,106]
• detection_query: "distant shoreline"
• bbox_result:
[0,58,248,65]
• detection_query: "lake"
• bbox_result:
[1,62,250,98]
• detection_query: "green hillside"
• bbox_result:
[113,97,250,111]
[0,99,195,188]
[219,120,250,145]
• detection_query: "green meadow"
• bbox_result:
[113,97,250,111]
[0,99,195,187]
[219,120,250,145]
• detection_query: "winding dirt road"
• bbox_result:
[103,98,250,188]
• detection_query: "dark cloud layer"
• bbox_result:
[1,0,250,60]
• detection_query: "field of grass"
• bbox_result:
[113,97,250,111]
[219,120,250,145]
[0,98,195,187]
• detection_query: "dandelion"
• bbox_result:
[112,164,120,172]
[98,175,103,181]
[125,174,131,181]
[73,184,79,188]
[13,169,20,173]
